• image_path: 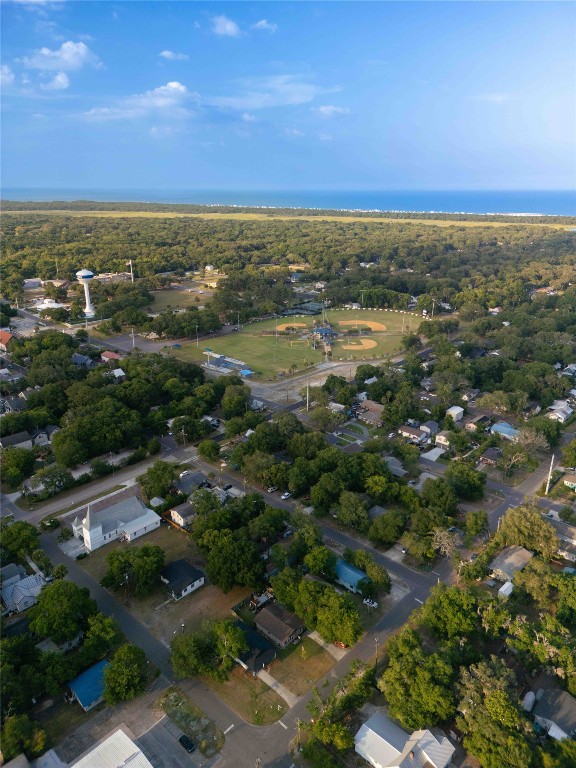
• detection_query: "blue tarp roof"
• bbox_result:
[69,659,109,710]
[240,369,253,376]
[336,559,367,588]
[491,421,519,437]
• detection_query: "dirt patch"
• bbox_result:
[158,686,224,757]
[338,319,387,331]
[276,322,307,331]
[341,339,378,350]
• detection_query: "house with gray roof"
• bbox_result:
[1,573,44,615]
[170,501,196,529]
[0,431,33,450]
[254,603,304,648]
[533,689,576,740]
[355,711,454,768]
[72,495,160,551]
[383,456,408,478]
[489,545,533,581]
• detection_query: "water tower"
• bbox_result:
[76,269,96,317]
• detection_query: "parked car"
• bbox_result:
[363,598,378,608]
[388,432,397,439]
[267,486,278,493]
[281,491,292,500]
[178,735,196,753]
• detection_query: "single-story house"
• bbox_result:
[0,330,14,353]
[561,363,576,378]
[70,725,154,768]
[398,425,427,444]
[546,518,576,562]
[358,400,385,426]
[547,406,573,424]
[420,420,439,436]
[490,421,520,442]
[174,470,210,495]
[100,350,123,364]
[0,431,33,450]
[461,389,481,402]
[523,401,542,418]
[533,689,576,740]
[421,446,446,462]
[170,501,196,528]
[465,415,491,432]
[72,493,161,551]
[446,405,464,422]
[32,425,61,446]
[354,711,454,768]
[364,376,379,386]
[0,573,44,615]
[341,442,364,455]
[383,456,408,478]
[489,545,533,581]
[328,401,347,414]
[160,560,205,600]
[564,474,576,491]
[479,447,503,466]
[108,368,126,383]
[335,558,368,594]
[435,431,451,448]
[71,352,97,369]
[68,659,109,712]
[254,603,304,648]
[0,396,27,416]
[251,399,265,412]
[234,621,277,675]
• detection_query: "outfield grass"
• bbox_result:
[167,309,409,379]
[3,209,570,229]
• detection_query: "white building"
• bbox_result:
[446,405,464,422]
[1,564,45,615]
[72,497,161,552]
[70,725,154,768]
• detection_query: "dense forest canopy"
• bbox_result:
[1,212,574,303]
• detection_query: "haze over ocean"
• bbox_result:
[3,189,575,217]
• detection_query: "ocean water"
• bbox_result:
[2,188,575,216]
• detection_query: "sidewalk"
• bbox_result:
[256,670,300,708]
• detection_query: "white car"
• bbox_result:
[363,598,378,608]
[281,491,292,500]
[267,486,278,493]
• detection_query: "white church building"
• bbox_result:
[72,496,161,552]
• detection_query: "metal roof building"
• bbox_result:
[70,725,154,768]
[68,659,109,712]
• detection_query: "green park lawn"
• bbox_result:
[272,637,335,696]
[148,288,206,313]
[167,309,410,379]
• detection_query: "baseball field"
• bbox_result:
[167,309,418,379]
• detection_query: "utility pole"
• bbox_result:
[195,325,199,347]
[545,453,555,496]
[360,289,365,306]
[131,327,136,349]
[127,259,134,283]
[375,635,379,665]
[237,311,240,331]
[306,380,310,412]
[431,299,436,320]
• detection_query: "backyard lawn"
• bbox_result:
[77,525,251,644]
[272,637,335,696]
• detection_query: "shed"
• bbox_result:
[68,660,109,712]
[446,405,464,422]
[498,581,514,600]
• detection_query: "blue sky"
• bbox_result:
[2,1,575,190]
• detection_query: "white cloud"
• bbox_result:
[252,19,277,33]
[318,133,332,141]
[315,105,350,118]
[84,80,193,121]
[211,15,240,37]
[1,64,15,88]
[209,75,326,110]
[241,112,257,122]
[150,125,177,138]
[476,93,511,104]
[159,50,189,61]
[41,71,69,90]
[285,128,304,138]
[21,40,100,71]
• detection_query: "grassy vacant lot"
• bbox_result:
[4,209,570,229]
[159,687,224,757]
[202,667,287,725]
[77,525,251,644]
[168,309,409,379]
[272,637,335,696]
[36,698,101,746]
[148,288,206,313]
